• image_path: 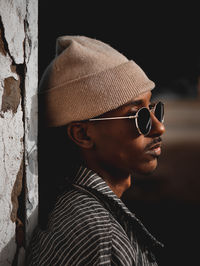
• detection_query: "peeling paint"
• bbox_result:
[0,1,26,64]
[0,17,8,57]
[1,76,21,113]
[0,28,6,56]
[0,1,38,264]
[0,105,24,265]
[10,64,17,74]
[10,160,24,223]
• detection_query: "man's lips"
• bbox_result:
[146,143,162,156]
[145,137,162,157]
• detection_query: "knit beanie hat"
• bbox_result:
[39,35,155,127]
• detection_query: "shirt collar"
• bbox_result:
[69,165,164,248]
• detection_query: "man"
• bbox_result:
[27,36,165,265]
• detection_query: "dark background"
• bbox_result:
[38,2,200,96]
[39,2,200,266]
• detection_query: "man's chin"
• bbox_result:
[141,167,157,175]
[131,159,158,175]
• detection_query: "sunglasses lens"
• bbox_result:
[137,108,151,135]
[155,102,164,122]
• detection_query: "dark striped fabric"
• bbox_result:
[27,166,163,265]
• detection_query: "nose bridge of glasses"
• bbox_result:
[149,103,157,114]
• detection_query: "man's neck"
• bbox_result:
[84,160,131,198]
[103,175,131,198]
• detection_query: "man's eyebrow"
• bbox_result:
[123,100,143,107]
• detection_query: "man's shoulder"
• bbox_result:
[48,187,112,230]
[27,187,114,266]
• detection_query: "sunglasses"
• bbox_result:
[89,101,164,136]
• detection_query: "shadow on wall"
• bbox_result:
[0,235,16,266]
[122,97,200,266]
[0,234,25,266]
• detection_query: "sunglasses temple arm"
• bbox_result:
[89,115,138,121]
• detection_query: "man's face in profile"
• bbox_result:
[87,91,165,178]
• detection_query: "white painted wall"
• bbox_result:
[0,1,38,265]
[23,0,38,247]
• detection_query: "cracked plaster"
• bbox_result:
[0,0,38,264]
[0,0,26,64]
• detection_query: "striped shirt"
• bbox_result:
[27,166,163,265]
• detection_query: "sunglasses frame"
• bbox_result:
[88,101,164,136]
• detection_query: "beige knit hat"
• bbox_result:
[39,35,155,127]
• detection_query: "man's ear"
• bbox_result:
[67,122,94,149]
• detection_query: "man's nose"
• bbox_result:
[148,113,165,137]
